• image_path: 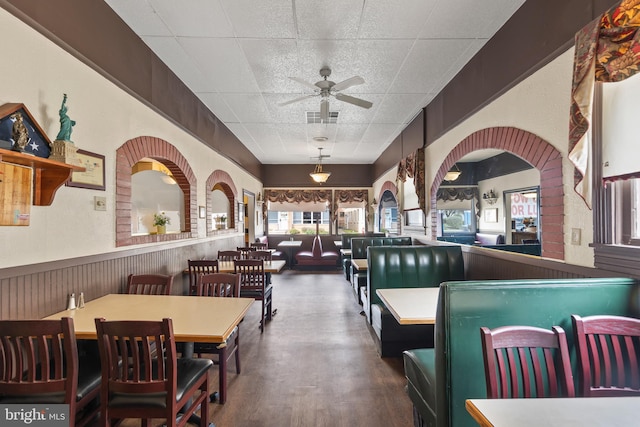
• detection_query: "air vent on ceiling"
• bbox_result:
[306,111,339,124]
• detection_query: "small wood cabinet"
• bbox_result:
[0,148,85,206]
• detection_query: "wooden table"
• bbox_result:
[465,397,640,427]
[351,258,368,272]
[376,287,440,325]
[277,240,302,267]
[45,294,254,405]
[217,259,286,273]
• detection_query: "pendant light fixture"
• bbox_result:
[310,147,331,183]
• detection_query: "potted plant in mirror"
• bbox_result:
[218,215,227,230]
[153,212,170,234]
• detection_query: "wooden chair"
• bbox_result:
[0,318,101,427]
[94,317,212,427]
[217,250,241,261]
[572,314,640,397]
[126,273,173,295]
[187,259,219,296]
[480,325,575,398]
[194,272,242,404]
[237,247,253,259]
[234,259,273,333]
[248,250,273,284]
[250,242,268,249]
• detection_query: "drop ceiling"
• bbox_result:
[104,0,525,165]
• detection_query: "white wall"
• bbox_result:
[0,9,261,268]
[375,47,594,266]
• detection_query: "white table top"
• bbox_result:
[340,248,352,256]
[376,287,439,325]
[277,240,303,247]
[466,397,640,427]
[44,294,254,343]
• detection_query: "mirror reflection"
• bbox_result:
[436,150,541,256]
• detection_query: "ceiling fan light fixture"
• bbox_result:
[310,147,331,183]
[444,163,462,182]
[310,163,331,183]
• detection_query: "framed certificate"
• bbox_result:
[67,149,105,190]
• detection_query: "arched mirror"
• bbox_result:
[211,183,231,231]
[437,149,541,255]
[131,158,184,235]
[379,190,398,235]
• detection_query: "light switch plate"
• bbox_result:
[94,196,106,211]
[571,228,581,245]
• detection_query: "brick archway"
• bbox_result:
[206,170,238,234]
[377,181,398,203]
[430,127,564,260]
[116,136,197,247]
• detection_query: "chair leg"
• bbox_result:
[235,329,241,374]
[200,375,210,427]
[260,302,265,333]
[219,346,227,404]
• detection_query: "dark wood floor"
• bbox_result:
[121,270,414,426]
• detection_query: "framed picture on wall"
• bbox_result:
[484,208,498,223]
[67,149,105,190]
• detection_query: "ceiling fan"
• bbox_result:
[280,67,373,122]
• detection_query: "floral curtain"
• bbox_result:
[569,1,640,209]
[436,187,480,218]
[396,148,426,215]
[332,189,368,223]
[263,189,332,220]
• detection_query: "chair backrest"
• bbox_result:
[197,272,241,297]
[95,317,177,401]
[250,242,268,249]
[218,250,241,261]
[187,259,219,296]
[572,314,640,397]
[234,259,265,294]
[126,273,173,295]
[237,247,253,258]
[480,325,575,399]
[248,250,272,261]
[0,318,77,403]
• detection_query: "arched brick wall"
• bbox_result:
[430,127,564,260]
[206,170,238,235]
[116,136,197,247]
[377,181,398,203]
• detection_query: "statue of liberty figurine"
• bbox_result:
[56,94,76,142]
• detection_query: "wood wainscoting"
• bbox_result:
[0,235,244,320]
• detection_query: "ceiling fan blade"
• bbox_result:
[335,93,373,109]
[332,76,365,92]
[278,94,316,106]
[289,76,319,91]
[320,99,329,122]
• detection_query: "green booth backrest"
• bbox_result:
[341,233,385,250]
[367,245,464,310]
[435,277,639,427]
[351,236,413,259]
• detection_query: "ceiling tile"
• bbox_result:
[146,0,234,37]
[105,0,171,36]
[221,0,295,38]
[295,0,365,40]
[358,0,438,39]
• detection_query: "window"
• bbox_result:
[336,206,366,235]
[267,209,330,234]
[439,208,475,234]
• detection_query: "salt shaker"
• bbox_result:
[67,293,76,310]
[78,292,85,309]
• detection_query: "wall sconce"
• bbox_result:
[444,163,461,182]
[482,189,499,205]
[256,192,264,206]
[370,198,379,211]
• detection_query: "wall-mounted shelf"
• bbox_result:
[0,148,85,206]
